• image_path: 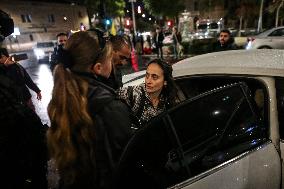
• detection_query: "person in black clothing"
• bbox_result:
[108,35,132,89]
[153,26,165,59]
[0,48,41,111]
[47,31,132,189]
[212,29,237,52]
[49,32,68,72]
[0,9,48,189]
[172,26,182,59]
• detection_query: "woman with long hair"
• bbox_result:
[118,58,178,128]
[47,31,132,189]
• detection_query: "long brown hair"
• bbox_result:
[47,31,112,185]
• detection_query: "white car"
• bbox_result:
[118,49,284,189]
[246,26,284,49]
[33,41,55,62]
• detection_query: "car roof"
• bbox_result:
[256,26,284,37]
[173,49,284,77]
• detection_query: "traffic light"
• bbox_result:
[105,19,111,26]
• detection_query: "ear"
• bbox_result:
[92,63,103,75]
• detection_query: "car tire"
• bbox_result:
[258,46,272,49]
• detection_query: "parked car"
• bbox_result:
[33,41,55,63]
[246,26,284,49]
[119,49,284,189]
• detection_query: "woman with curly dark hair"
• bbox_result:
[47,31,132,189]
[118,59,178,128]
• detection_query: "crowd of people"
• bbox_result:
[0,8,239,189]
[0,9,181,189]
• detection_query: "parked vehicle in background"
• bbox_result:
[119,49,284,189]
[246,26,284,49]
[33,41,55,63]
[196,20,221,38]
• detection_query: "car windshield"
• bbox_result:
[197,24,208,30]
[36,42,54,48]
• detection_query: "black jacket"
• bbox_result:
[0,63,40,102]
[154,33,164,48]
[50,45,63,72]
[105,67,123,90]
[212,38,237,52]
[87,76,133,189]
[0,74,47,189]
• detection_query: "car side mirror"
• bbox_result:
[11,53,28,61]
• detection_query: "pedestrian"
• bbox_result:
[153,26,165,59]
[47,31,133,189]
[0,72,48,189]
[0,48,42,111]
[50,32,68,72]
[172,26,182,59]
[0,10,48,189]
[109,34,132,89]
[117,58,178,128]
[212,29,237,52]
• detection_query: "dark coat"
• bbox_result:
[50,45,63,72]
[0,74,47,189]
[87,76,133,189]
[173,32,182,45]
[0,63,40,102]
[212,38,237,52]
[153,32,164,48]
[104,67,123,90]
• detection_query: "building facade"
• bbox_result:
[0,0,89,52]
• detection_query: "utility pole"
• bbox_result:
[129,0,137,36]
[257,0,264,33]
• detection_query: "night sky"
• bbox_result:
[16,0,84,4]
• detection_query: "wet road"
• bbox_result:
[19,51,53,126]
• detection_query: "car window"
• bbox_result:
[209,22,218,29]
[116,82,267,189]
[176,77,267,118]
[36,42,54,48]
[197,24,208,30]
[167,83,266,177]
[268,28,284,37]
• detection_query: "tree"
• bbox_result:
[235,0,258,36]
[268,0,284,26]
[143,0,184,20]
[70,0,125,28]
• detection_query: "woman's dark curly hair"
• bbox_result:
[147,58,178,108]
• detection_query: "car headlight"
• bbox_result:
[245,41,252,50]
[34,49,44,58]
